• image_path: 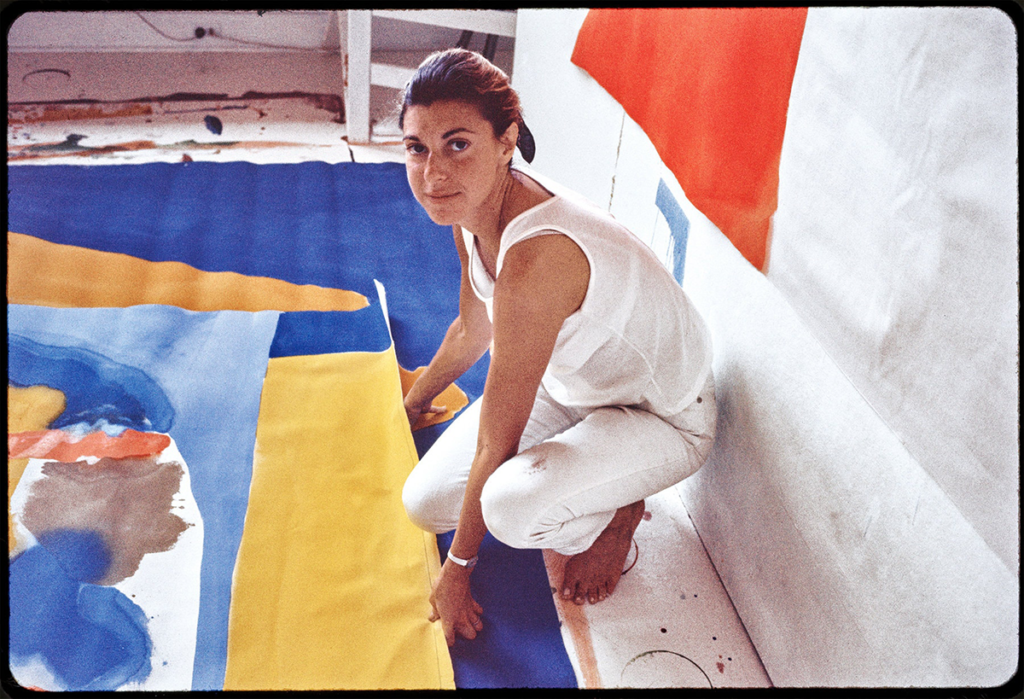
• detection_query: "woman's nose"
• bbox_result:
[424,153,448,182]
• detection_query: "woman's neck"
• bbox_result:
[463,168,550,245]
[462,169,518,245]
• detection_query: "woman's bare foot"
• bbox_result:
[561,500,645,605]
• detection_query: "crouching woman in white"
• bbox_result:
[400,49,716,647]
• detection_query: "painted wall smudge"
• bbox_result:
[655,179,691,285]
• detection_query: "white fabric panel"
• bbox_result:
[511,9,623,211]
[679,215,1019,686]
[768,7,1019,571]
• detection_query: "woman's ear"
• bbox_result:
[500,121,519,160]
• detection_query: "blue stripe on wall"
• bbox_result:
[655,178,691,285]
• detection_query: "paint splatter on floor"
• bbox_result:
[7,95,355,165]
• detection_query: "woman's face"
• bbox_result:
[403,100,515,227]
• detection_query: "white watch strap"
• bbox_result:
[447,550,478,568]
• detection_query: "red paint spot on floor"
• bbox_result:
[642,510,652,520]
[717,662,725,674]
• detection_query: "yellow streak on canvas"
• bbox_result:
[224,346,454,690]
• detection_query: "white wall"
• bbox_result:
[769,7,1019,573]
[6,10,513,55]
[8,11,339,52]
[511,9,621,213]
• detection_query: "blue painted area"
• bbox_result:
[76,586,154,690]
[437,531,577,688]
[6,162,478,394]
[269,302,391,358]
[8,303,279,692]
[9,545,152,690]
[35,529,112,584]
[7,333,174,433]
[656,178,691,285]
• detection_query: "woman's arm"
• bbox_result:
[431,232,589,645]
[404,225,493,425]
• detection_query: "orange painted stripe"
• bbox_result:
[572,8,807,271]
[8,429,170,461]
[7,231,367,313]
[398,365,470,432]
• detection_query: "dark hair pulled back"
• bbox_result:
[399,48,536,163]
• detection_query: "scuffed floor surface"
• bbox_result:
[8,94,403,165]
[7,91,771,689]
[546,488,770,688]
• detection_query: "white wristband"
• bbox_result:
[447,550,479,569]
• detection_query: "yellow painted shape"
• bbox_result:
[8,384,66,434]
[8,385,67,554]
[398,365,470,431]
[224,347,453,690]
[8,231,367,312]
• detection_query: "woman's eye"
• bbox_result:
[406,143,426,155]
[450,140,469,152]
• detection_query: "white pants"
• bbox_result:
[402,372,717,556]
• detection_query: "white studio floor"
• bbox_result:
[7,67,771,688]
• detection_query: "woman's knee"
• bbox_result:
[479,457,546,549]
[402,467,453,534]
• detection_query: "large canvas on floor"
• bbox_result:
[8,161,576,689]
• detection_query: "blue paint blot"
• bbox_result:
[77,586,153,690]
[7,333,174,433]
[655,178,691,285]
[204,115,223,135]
[36,528,112,584]
[9,545,152,690]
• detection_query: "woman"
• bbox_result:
[400,49,716,647]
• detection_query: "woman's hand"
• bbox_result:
[429,559,484,646]
[405,397,447,429]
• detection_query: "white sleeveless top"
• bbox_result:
[462,173,712,416]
